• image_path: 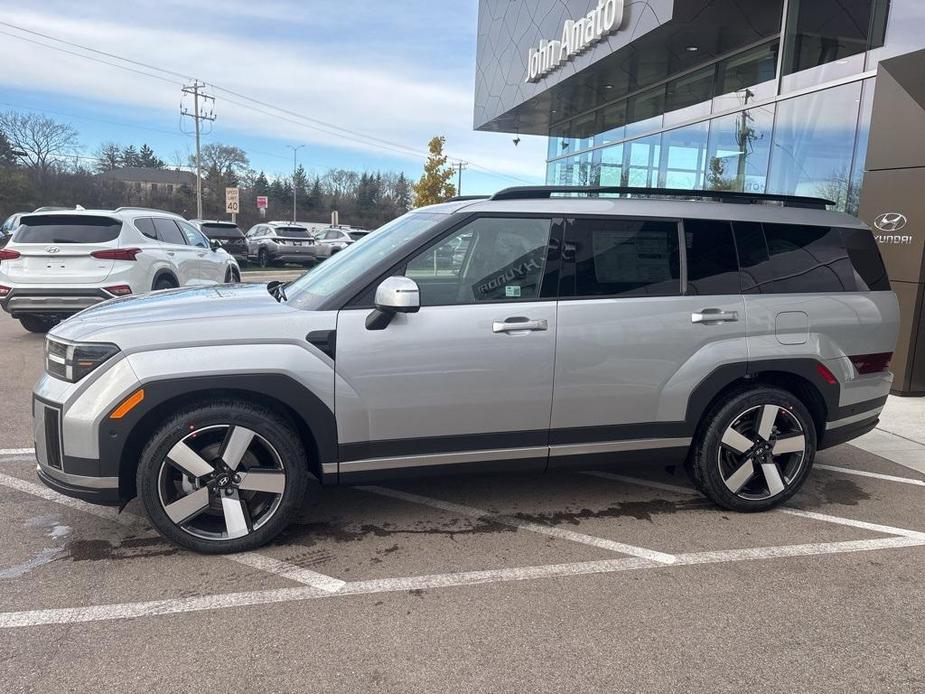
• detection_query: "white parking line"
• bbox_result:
[355,485,678,565]
[781,508,925,540]
[3,534,923,629]
[0,470,346,592]
[0,448,35,456]
[815,464,925,487]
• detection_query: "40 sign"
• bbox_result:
[225,187,240,214]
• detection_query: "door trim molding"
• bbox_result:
[339,446,549,473]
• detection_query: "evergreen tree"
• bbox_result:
[394,172,412,213]
[254,171,269,196]
[137,144,165,168]
[120,145,140,167]
[94,142,122,172]
[412,136,456,206]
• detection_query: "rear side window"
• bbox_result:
[135,218,157,239]
[15,215,122,244]
[842,227,890,291]
[763,224,855,293]
[683,219,741,295]
[153,218,186,245]
[561,218,680,298]
[733,221,776,293]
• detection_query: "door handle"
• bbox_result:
[166,251,176,256]
[492,317,548,333]
[692,309,739,324]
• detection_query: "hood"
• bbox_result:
[51,283,299,344]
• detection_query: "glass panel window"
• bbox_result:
[684,219,741,295]
[847,78,875,216]
[405,217,551,306]
[625,135,661,188]
[664,67,715,126]
[659,122,709,190]
[153,218,186,246]
[783,0,886,78]
[705,104,775,194]
[561,218,680,298]
[625,87,665,138]
[713,42,779,112]
[866,0,922,68]
[767,82,862,208]
[594,101,627,146]
[597,144,624,186]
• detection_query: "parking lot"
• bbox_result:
[0,310,923,693]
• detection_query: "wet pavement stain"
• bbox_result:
[66,537,179,562]
[274,518,518,547]
[514,497,711,525]
[814,477,872,507]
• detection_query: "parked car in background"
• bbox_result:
[244,221,318,267]
[311,226,369,258]
[0,206,240,333]
[190,220,248,265]
[30,187,898,553]
[1,212,26,248]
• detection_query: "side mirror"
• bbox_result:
[366,276,420,330]
[210,239,221,250]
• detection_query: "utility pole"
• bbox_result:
[180,81,216,219]
[287,144,306,223]
[456,161,469,195]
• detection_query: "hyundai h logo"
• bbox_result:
[45,246,61,254]
[873,212,908,232]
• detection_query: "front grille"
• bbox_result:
[44,407,62,469]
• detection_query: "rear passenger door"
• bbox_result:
[549,216,747,465]
[153,218,198,286]
[178,220,225,284]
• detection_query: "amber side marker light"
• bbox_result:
[110,389,144,419]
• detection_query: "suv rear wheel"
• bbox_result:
[18,315,57,333]
[136,400,310,553]
[689,387,816,512]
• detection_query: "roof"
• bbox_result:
[98,167,196,185]
[430,196,867,229]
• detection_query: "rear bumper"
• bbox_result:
[1,287,113,316]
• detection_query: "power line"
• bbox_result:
[180,81,216,219]
[0,20,533,184]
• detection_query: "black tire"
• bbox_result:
[19,315,56,333]
[136,400,310,554]
[224,267,240,283]
[153,276,176,291]
[689,386,817,513]
[258,249,270,268]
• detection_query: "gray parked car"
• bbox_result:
[244,221,318,267]
[32,186,898,553]
[311,226,369,258]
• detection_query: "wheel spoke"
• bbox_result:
[166,441,215,478]
[238,469,286,494]
[221,493,251,539]
[721,427,754,454]
[724,458,756,493]
[773,434,805,456]
[163,487,210,524]
[761,462,786,496]
[756,405,779,441]
[221,426,255,471]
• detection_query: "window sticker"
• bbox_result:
[505,285,522,298]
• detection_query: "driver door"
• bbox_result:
[334,215,561,477]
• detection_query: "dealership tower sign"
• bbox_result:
[525,0,624,82]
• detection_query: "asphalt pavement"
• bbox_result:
[0,312,923,693]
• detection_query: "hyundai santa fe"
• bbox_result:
[0,207,241,333]
[31,186,898,553]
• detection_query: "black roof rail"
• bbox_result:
[446,195,491,202]
[489,186,835,210]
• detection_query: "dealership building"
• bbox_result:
[474,0,925,395]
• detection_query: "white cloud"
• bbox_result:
[0,4,547,184]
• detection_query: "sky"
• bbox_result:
[0,1,547,195]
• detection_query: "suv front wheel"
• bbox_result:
[689,387,816,512]
[136,400,310,553]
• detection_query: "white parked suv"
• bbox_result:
[0,207,240,333]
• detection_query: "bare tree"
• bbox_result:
[0,111,79,178]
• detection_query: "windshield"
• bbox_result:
[287,211,449,310]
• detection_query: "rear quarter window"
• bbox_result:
[763,224,855,293]
[15,215,122,244]
[841,227,890,291]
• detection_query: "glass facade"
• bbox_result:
[545,0,921,215]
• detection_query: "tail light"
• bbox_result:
[849,352,893,375]
[104,285,132,296]
[0,249,21,261]
[815,362,838,385]
[91,248,141,261]
[0,285,10,297]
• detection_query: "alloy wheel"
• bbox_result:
[717,404,806,501]
[157,425,287,541]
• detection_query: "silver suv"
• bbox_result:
[244,221,318,267]
[32,187,899,553]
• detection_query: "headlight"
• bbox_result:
[45,338,120,383]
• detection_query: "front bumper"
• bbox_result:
[1,287,114,317]
[36,464,120,505]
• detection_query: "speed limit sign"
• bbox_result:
[225,187,240,214]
